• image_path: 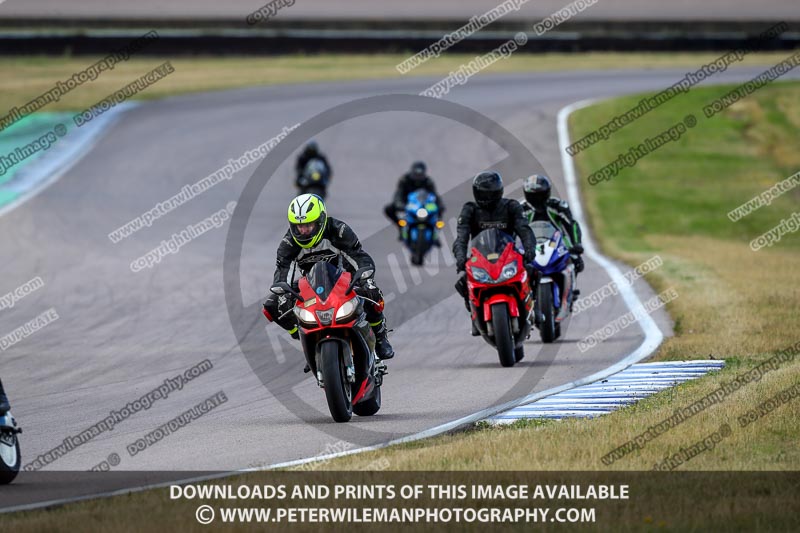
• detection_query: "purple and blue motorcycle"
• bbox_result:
[529,220,577,343]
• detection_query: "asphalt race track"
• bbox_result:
[2,66,795,509]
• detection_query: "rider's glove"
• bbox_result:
[571,254,585,273]
[570,244,584,255]
[454,271,467,297]
[523,249,535,266]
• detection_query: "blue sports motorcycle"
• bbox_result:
[398,189,444,266]
[529,220,576,342]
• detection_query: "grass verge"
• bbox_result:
[0,52,792,114]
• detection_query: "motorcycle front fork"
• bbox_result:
[529,266,576,323]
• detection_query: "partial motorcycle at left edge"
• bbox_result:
[0,410,21,484]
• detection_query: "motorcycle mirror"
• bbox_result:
[271,282,302,300]
[346,267,373,294]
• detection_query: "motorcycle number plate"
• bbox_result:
[304,297,317,307]
[487,253,499,260]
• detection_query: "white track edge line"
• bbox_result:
[0,103,136,219]
[0,98,666,515]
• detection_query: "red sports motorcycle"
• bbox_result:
[466,229,534,367]
[271,264,387,423]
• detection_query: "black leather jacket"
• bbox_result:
[295,152,332,177]
[392,173,444,211]
[452,198,536,271]
[273,217,374,284]
[521,197,583,250]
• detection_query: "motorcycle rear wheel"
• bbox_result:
[514,345,525,362]
[353,386,381,416]
[320,342,353,422]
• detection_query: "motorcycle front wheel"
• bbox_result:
[320,342,353,423]
[411,228,427,266]
[0,430,20,484]
[491,303,517,367]
[537,284,557,343]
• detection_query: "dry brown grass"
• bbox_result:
[0,52,791,115]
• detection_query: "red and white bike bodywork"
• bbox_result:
[271,263,386,423]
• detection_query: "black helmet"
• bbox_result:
[304,141,319,156]
[410,161,427,180]
[473,171,503,210]
[523,174,551,209]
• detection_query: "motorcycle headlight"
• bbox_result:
[294,306,316,326]
[499,261,518,281]
[335,297,359,322]
[416,208,429,220]
[470,266,492,284]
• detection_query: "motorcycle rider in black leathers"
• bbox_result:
[453,172,537,335]
[383,161,445,235]
[263,193,395,361]
[521,174,585,274]
[295,141,332,179]
[0,379,9,415]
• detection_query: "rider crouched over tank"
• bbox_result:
[263,194,395,368]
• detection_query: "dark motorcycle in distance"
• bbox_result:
[0,410,21,484]
[466,229,534,367]
[271,264,386,423]
[529,220,576,343]
[296,158,330,199]
[397,189,445,266]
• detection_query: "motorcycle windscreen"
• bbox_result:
[305,261,344,301]
[303,158,328,181]
[409,188,435,206]
[530,220,558,244]
[470,229,516,262]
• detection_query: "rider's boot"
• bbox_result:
[372,321,395,360]
[0,380,9,415]
[570,289,580,313]
[471,321,480,336]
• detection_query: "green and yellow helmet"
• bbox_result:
[288,193,327,248]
